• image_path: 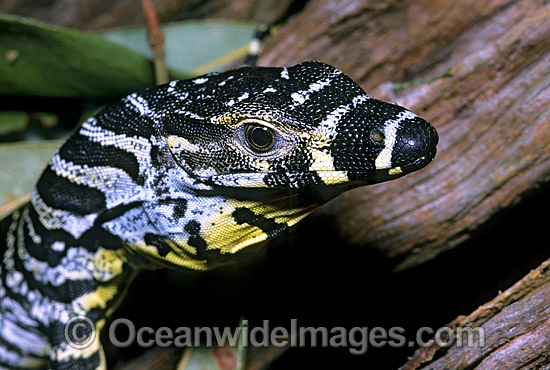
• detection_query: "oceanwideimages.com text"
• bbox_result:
[64,317,485,354]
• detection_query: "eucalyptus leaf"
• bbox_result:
[0,141,61,208]
[101,20,258,76]
[0,14,186,98]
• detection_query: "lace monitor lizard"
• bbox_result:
[0,61,438,369]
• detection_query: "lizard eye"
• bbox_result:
[245,124,275,152]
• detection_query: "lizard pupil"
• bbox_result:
[245,125,275,151]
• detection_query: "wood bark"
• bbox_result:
[260,0,550,271]
[257,0,550,368]
[401,257,550,369]
[0,0,294,30]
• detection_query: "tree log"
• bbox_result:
[257,1,550,367]
[401,257,550,369]
[260,0,550,271]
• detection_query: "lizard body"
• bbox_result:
[0,61,438,369]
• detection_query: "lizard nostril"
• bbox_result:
[370,130,385,143]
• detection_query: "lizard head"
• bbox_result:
[163,61,438,193]
[40,61,437,271]
[132,61,438,270]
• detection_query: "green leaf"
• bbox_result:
[0,141,61,209]
[101,20,258,75]
[0,15,257,99]
[0,14,187,98]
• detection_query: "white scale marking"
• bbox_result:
[102,208,151,244]
[193,77,209,84]
[290,77,333,105]
[80,119,153,177]
[178,91,190,101]
[31,190,97,239]
[174,110,205,120]
[314,94,370,143]
[125,93,151,116]
[17,244,95,287]
[0,314,48,356]
[210,173,269,188]
[226,92,250,107]
[24,210,41,245]
[49,154,146,209]
[51,241,65,252]
[375,110,417,169]
[166,80,178,93]
[3,232,76,327]
[289,70,342,106]
[280,67,289,79]
[1,297,37,328]
[0,342,22,365]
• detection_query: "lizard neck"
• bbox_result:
[3,201,139,328]
[1,201,140,367]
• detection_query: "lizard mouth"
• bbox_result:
[204,136,438,192]
[371,145,437,184]
[400,146,437,173]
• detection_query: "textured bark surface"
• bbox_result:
[260,0,550,271]
[258,2,550,367]
[0,0,294,30]
[401,258,550,369]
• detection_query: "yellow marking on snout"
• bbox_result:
[309,148,349,185]
[388,167,403,175]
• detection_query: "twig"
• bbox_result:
[142,0,169,85]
